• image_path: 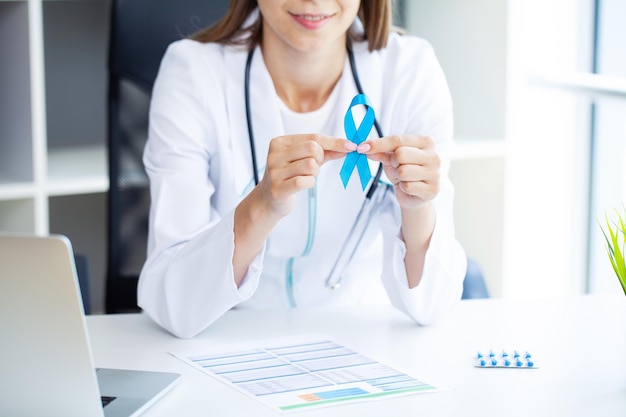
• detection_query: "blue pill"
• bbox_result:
[491,359,498,366]
[480,359,486,366]
[504,359,511,366]
[516,360,523,367]
[527,360,534,367]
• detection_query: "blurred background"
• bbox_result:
[400,0,626,300]
[0,0,624,313]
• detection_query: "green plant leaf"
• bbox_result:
[599,209,626,295]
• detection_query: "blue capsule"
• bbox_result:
[475,349,536,368]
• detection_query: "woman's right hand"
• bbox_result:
[233,133,353,285]
[256,134,356,218]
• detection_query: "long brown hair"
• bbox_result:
[190,0,392,52]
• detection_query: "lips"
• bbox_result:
[295,14,331,21]
[289,12,335,29]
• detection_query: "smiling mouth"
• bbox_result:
[288,11,336,30]
[298,14,331,21]
[289,12,335,21]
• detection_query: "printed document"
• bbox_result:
[171,335,437,413]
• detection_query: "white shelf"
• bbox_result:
[0,0,109,234]
[451,138,506,160]
[0,0,111,311]
[529,71,626,100]
[0,182,37,200]
[47,144,108,195]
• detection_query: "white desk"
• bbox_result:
[87,295,626,417]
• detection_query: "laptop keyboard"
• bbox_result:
[101,396,117,407]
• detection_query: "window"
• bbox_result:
[506,0,626,297]
[400,0,625,298]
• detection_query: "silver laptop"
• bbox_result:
[0,234,180,417]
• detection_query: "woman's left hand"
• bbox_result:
[357,135,440,209]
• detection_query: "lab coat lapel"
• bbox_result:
[225,46,284,197]
[247,47,285,176]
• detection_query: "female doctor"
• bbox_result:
[138,0,467,338]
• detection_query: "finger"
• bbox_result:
[266,140,321,170]
[278,134,356,153]
[289,140,353,165]
[357,135,434,154]
[364,151,393,167]
[305,134,355,153]
[266,164,318,198]
[396,164,439,183]
[367,145,440,171]
[365,148,421,169]
[393,148,440,170]
[324,150,351,162]
[291,140,326,164]
[283,175,317,193]
[398,180,440,200]
[270,135,356,167]
[268,158,319,186]
[266,174,317,201]
[283,157,321,180]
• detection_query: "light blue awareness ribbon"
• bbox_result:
[340,94,375,190]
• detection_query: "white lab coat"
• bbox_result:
[139,23,467,338]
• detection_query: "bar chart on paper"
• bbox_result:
[171,336,438,413]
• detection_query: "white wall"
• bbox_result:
[450,152,505,296]
[403,1,508,296]
[504,0,594,298]
[404,0,508,140]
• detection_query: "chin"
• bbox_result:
[288,35,344,54]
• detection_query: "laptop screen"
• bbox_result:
[0,234,179,417]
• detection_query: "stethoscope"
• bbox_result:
[243,43,392,298]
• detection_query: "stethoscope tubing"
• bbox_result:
[244,43,384,194]
[243,42,389,292]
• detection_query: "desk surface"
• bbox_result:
[87,295,626,417]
